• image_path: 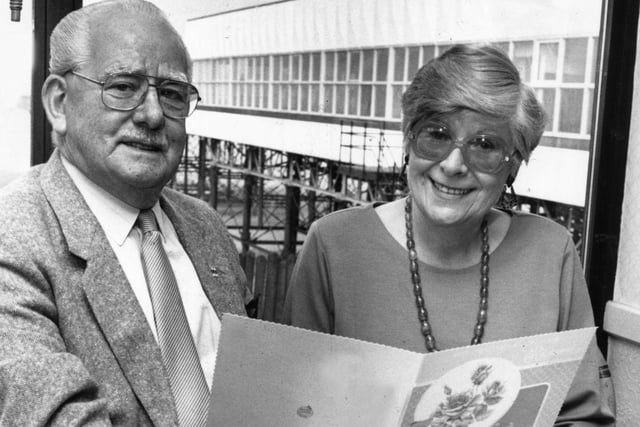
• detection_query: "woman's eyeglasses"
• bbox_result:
[70,71,201,119]
[407,121,514,174]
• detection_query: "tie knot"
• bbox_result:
[138,209,159,234]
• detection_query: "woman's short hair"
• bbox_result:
[401,44,547,162]
[49,0,192,80]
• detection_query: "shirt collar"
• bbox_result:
[61,155,158,246]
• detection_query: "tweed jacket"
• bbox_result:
[0,151,247,426]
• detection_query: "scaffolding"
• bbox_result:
[175,129,585,258]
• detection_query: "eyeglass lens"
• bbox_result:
[102,74,198,118]
[412,124,509,173]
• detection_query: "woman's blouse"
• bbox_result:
[281,204,615,425]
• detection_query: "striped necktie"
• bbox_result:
[137,209,210,427]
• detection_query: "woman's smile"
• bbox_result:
[430,177,474,197]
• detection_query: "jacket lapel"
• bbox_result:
[160,195,245,317]
[40,152,177,426]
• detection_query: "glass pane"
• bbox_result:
[564,38,588,83]
[0,0,31,182]
[348,85,358,115]
[261,83,269,108]
[302,54,310,81]
[591,37,599,83]
[248,57,255,81]
[247,83,254,106]
[240,58,247,81]
[336,85,346,114]
[559,89,583,133]
[513,41,533,82]
[263,56,270,81]
[376,49,388,82]
[438,44,453,55]
[374,85,386,118]
[312,53,321,81]
[362,49,374,81]
[392,85,403,119]
[301,84,309,111]
[422,45,435,65]
[311,84,320,112]
[337,51,347,81]
[394,48,405,82]
[282,55,290,81]
[232,83,239,105]
[272,83,279,108]
[360,85,372,117]
[255,57,262,81]
[292,55,300,81]
[349,51,360,80]
[493,42,509,55]
[585,89,593,134]
[325,52,335,81]
[291,84,299,110]
[281,84,289,110]
[538,42,559,81]
[324,84,334,113]
[274,56,281,81]
[407,46,420,81]
[540,88,556,131]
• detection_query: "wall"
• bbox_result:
[603,7,640,423]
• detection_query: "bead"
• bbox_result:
[425,335,437,350]
[411,272,420,284]
[404,195,489,352]
[474,324,484,337]
[421,322,431,336]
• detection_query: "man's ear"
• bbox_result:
[41,74,68,136]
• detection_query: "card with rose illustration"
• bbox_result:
[207,315,595,427]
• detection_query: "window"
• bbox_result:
[0,0,32,184]
[191,37,597,133]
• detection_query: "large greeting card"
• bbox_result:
[207,315,595,427]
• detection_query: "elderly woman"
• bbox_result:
[281,45,614,423]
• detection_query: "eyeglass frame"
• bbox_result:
[68,70,201,119]
[406,118,517,175]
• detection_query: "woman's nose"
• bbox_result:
[439,146,469,175]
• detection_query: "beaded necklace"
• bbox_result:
[404,195,490,352]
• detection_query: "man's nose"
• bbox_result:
[132,86,165,128]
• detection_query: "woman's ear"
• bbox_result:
[41,74,68,137]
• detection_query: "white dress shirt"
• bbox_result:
[61,156,220,389]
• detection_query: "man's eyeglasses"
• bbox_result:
[70,71,201,119]
[407,121,514,174]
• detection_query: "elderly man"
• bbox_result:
[0,1,247,425]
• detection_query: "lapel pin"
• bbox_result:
[209,265,219,277]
